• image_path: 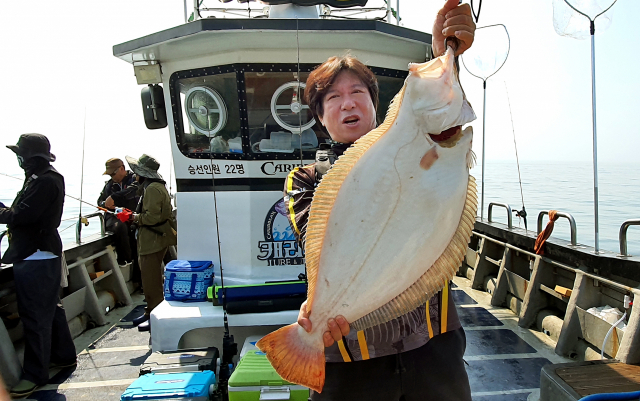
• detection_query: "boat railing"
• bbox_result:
[488,202,513,229]
[619,219,640,257]
[537,211,577,246]
[75,212,106,245]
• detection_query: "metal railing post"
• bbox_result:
[487,203,513,229]
[537,211,578,246]
[619,219,640,257]
[75,213,107,244]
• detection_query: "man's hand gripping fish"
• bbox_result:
[257,43,478,393]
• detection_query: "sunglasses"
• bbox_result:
[109,165,123,177]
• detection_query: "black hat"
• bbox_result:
[7,134,56,162]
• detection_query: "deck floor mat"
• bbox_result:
[457,307,504,327]
[466,357,551,393]
[119,304,146,322]
[465,329,536,356]
[452,289,478,305]
[472,393,532,401]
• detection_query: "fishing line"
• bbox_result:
[296,18,304,168]
[59,222,78,233]
[295,18,309,290]
[0,171,114,213]
[207,111,227,336]
[504,82,527,230]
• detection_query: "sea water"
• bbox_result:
[1,161,639,258]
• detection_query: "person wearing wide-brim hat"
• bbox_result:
[124,154,176,331]
[1,134,76,398]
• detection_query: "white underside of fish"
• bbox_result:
[310,119,472,330]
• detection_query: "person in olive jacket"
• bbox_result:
[125,154,176,332]
[0,134,76,398]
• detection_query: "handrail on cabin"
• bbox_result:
[488,203,513,229]
[75,213,106,245]
[619,219,640,257]
[537,211,577,246]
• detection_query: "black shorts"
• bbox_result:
[311,328,471,401]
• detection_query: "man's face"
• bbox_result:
[319,71,377,144]
[110,165,127,183]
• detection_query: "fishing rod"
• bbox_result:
[504,82,527,230]
[77,109,88,243]
[0,172,115,214]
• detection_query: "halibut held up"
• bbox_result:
[257,45,478,392]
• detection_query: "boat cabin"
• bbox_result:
[113,8,432,286]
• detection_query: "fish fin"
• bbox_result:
[351,176,478,331]
[305,83,408,309]
[467,149,477,169]
[256,324,326,393]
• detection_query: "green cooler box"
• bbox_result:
[228,350,309,401]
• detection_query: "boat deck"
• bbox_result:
[22,277,572,401]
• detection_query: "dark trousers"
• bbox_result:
[105,216,133,265]
[311,328,471,401]
[13,259,76,385]
[139,248,167,316]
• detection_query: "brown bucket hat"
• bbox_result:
[103,158,124,176]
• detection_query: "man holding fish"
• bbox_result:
[261,1,478,400]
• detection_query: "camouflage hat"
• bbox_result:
[125,154,162,180]
[103,158,124,176]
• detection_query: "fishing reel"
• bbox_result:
[513,206,528,230]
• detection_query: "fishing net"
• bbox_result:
[460,24,510,81]
[552,0,616,39]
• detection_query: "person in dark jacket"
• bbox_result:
[98,158,140,267]
[0,134,76,398]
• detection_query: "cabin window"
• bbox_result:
[175,72,242,156]
[245,71,329,155]
[170,64,407,160]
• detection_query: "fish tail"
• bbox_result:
[256,323,325,393]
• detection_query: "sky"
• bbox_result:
[0,0,638,195]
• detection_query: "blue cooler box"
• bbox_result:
[121,371,216,401]
[164,261,214,302]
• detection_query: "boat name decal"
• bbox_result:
[258,198,305,266]
[261,162,300,176]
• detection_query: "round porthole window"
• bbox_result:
[270,81,316,134]
[184,86,228,136]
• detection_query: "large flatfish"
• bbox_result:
[257,45,478,392]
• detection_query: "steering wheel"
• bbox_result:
[270,81,316,134]
[184,86,228,136]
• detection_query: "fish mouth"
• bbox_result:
[342,115,361,126]
[429,125,461,143]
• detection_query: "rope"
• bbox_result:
[534,210,559,255]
